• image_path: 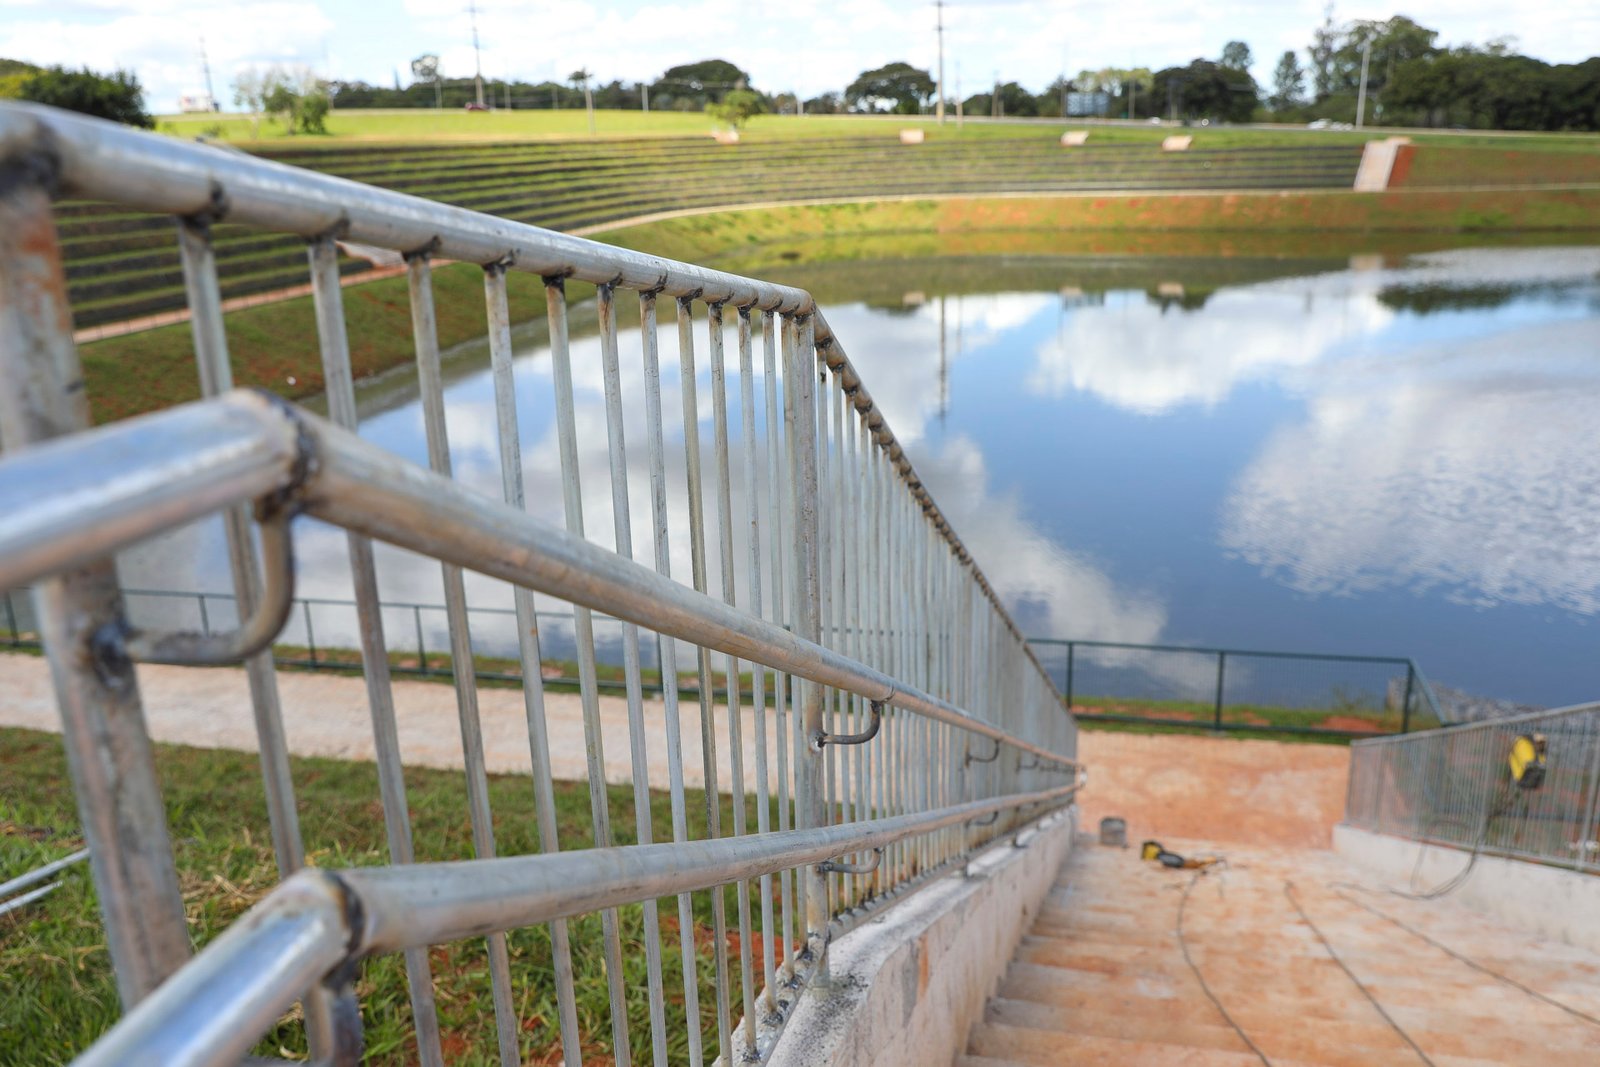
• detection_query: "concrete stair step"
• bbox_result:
[967,1020,1324,1067]
[985,997,1250,1052]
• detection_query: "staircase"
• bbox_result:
[958,839,1600,1066]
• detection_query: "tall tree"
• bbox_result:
[17,65,151,127]
[1270,50,1306,110]
[845,62,935,114]
[653,58,750,105]
[1221,41,1253,71]
[1152,59,1258,122]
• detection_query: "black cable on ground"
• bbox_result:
[1174,865,1273,1067]
[1283,881,1435,1067]
[1333,888,1600,1029]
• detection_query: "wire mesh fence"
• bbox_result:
[1345,703,1600,872]
[1029,638,1446,736]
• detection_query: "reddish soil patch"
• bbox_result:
[1318,714,1387,734]
[1074,730,1350,849]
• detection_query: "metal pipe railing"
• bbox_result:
[1344,700,1600,874]
[1029,636,1445,735]
[0,99,1080,1066]
[75,782,1080,1067]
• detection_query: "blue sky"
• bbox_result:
[4,0,1595,113]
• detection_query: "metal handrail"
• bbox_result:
[0,100,1080,1066]
[1343,701,1600,875]
[0,100,1044,673]
[74,784,1081,1067]
[1028,635,1444,734]
[0,391,1076,768]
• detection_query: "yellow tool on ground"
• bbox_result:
[1140,840,1221,870]
[1509,733,1547,790]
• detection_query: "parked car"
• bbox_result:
[464,102,489,112]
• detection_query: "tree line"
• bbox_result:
[2,11,1596,134]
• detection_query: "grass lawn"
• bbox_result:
[0,725,780,1066]
[155,108,1600,156]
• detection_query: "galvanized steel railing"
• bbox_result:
[0,101,1079,1067]
[1344,703,1600,874]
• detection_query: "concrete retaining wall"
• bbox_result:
[767,807,1077,1067]
[1333,823,1600,953]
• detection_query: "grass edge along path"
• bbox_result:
[0,724,773,1066]
[77,187,1600,426]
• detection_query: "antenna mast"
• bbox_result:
[199,37,217,111]
[469,1,485,107]
[935,0,946,125]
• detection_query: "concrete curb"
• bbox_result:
[767,806,1077,1067]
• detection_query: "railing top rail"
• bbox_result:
[1349,698,1600,747]
[1028,636,1417,666]
[0,99,1054,700]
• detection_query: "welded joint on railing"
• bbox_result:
[402,237,443,262]
[813,700,883,750]
[178,181,229,228]
[0,125,62,199]
[817,848,883,876]
[304,214,351,245]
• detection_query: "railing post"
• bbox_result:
[789,312,830,966]
[1213,651,1226,730]
[3,589,17,645]
[1401,662,1415,734]
[303,599,317,665]
[1064,641,1074,709]
[413,605,427,674]
[197,593,211,636]
[0,172,191,1005]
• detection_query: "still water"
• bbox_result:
[116,245,1600,707]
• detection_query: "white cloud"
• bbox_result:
[1220,315,1600,614]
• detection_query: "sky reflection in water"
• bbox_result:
[118,247,1600,706]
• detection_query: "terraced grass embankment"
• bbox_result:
[57,136,1364,327]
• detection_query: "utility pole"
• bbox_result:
[641,82,649,112]
[198,37,217,111]
[469,0,485,108]
[956,65,964,128]
[935,0,946,124]
[1355,39,1372,129]
[992,70,1000,118]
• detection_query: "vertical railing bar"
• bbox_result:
[738,305,779,1008]
[791,313,830,968]
[814,358,836,911]
[303,600,318,665]
[677,295,732,1060]
[637,291,706,1067]
[595,282,671,1067]
[307,235,442,1067]
[408,254,519,1066]
[412,605,428,675]
[781,313,807,967]
[0,174,191,1009]
[544,274,632,1067]
[483,265,581,1067]
[175,218,305,873]
[764,311,796,985]
[707,301,759,1056]
[842,394,859,901]
[174,216,345,1057]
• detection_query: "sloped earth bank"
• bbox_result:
[1074,730,1351,849]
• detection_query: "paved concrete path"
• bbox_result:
[0,652,776,792]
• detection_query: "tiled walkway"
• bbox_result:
[959,840,1600,1066]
